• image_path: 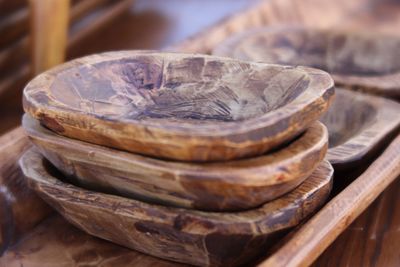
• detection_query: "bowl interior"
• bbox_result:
[321,89,377,148]
[49,54,310,123]
[228,28,400,76]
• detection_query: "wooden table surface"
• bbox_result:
[1,0,400,266]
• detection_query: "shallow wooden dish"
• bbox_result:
[213,26,400,98]
[321,88,400,169]
[20,148,333,267]
[23,50,334,162]
[23,114,328,211]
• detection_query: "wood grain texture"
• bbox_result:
[19,149,333,267]
[23,50,334,162]
[313,174,400,267]
[23,114,328,211]
[321,88,400,170]
[213,26,400,98]
[0,215,183,267]
[0,127,52,255]
[258,133,400,267]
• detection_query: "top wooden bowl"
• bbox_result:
[213,27,400,98]
[23,51,334,162]
[321,88,400,169]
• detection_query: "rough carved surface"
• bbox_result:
[321,88,400,169]
[213,26,400,98]
[19,149,333,267]
[23,51,334,162]
[23,114,328,211]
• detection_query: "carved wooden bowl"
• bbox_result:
[22,114,328,211]
[213,27,400,98]
[321,88,400,169]
[19,148,333,267]
[23,51,334,162]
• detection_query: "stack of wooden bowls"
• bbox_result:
[20,51,335,266]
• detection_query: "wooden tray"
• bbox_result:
[2,0,400,266]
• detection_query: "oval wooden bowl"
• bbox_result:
[321,88,400,169]
[213,26,400,98]
[23,51,334,162]
[19,148,333,267]
[22,114,328,211]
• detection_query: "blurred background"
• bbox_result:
[0,0,252,134]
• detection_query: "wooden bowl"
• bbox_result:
[23,51,334,162]
[213,26,400,98]
[321,88,400,169]
[19,148,333,267]
[22,114,328,211]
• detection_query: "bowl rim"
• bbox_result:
[213,26,400,97]
[23,50,334,138]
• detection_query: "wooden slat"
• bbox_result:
[0,8,29,49]
[0,0,26,17]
